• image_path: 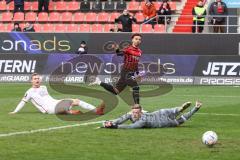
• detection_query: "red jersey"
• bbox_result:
[122,45,142,71]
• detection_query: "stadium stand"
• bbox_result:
[0,0,180,33]
[104,0,115,12]
[173,0,198,32]
[92,0,102,12]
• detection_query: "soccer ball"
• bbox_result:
[202,131,218,147]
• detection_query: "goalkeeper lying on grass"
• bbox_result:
[103,101,202,129]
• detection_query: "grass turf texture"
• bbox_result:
[0,83,239,160]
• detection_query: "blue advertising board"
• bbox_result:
[223,0,240,8]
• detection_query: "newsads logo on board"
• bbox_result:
[0,36,71,53]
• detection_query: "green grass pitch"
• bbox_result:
[0,83,240,160]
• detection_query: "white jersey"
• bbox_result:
[14,85,60,114]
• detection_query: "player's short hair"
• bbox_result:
[31,73,39,79]
[131,104,142,110]
[131,33,142,39]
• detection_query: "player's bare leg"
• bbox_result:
[89,77,119,95]
[71,99,105,115]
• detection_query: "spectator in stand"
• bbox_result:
[23,22,35,32]
[209,0,228,33]
[14,0,24,13]
[115,9,137,32]
[142,0,156,25]
[158,1,171,25]
[192,0,206,33]
[76,41,88,54]
[38,0,49,13]
[11,23,22,32]
[110,24,122,32]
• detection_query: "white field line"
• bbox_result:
[197,113,240,116]
[0,120,104,138]
[173,95,240,98]
[1,112,240,138]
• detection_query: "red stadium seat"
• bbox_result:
[139,2,144,11]
[31,1,38,11]
[85,12,97,22]
[34,23,42,32]
[38,12,49,22]
[49,1,55,11]
[7,1,14,10]
[170,2,177,11]
[109,12,120,22]
[0,23,6,32]
[55,24,67,32]
[24,1,31,10]
[79,24,90,32]
[42,23,54,32]
[1,12,13,22]
[91,24,103,32]
[141,24,152,33]
[61,12,73,22]
[97,12,109,22]
[155,2,162,10]
[19,23,24,29]
[25,12,37,22]
[67,1,79,11]
[13,12,24,22]
[49,12,60,22]
[6,23,13,32]
[127,1,140,11]
[132,24,140,32]
[0,1,7,10]
[6,23,23,31]
[103,24,114,32]
[135,12,144,22]
[67,24,78,32]
[56,1,67,11]
[73,12,85,22]
[154,24,165,33]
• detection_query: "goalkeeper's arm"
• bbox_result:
[103,121,118,129]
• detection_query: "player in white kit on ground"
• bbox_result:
[9,73,105,115]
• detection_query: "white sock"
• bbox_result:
[78,100,96,111]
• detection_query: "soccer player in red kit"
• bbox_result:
[90,34,142,104]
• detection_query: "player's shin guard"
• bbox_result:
[100,82,118,95]
[177,107,199,125]
[132,86,140,104]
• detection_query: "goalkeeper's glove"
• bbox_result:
[103,121,118,129]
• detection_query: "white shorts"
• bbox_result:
[47,99,73,114]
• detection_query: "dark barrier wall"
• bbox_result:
[0,33,239,55]
[1,54,240,85]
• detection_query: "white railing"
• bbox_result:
[140,14,240,33]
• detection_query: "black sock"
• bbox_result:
[100,82,118,95]
[177,107,199,125]
[132,86,140,104]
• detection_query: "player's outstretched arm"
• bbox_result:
[9,91,30,115]
[111,113,132,125]
[9,100,26,114]
[117,120,145,129]
[102,113,132,129]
